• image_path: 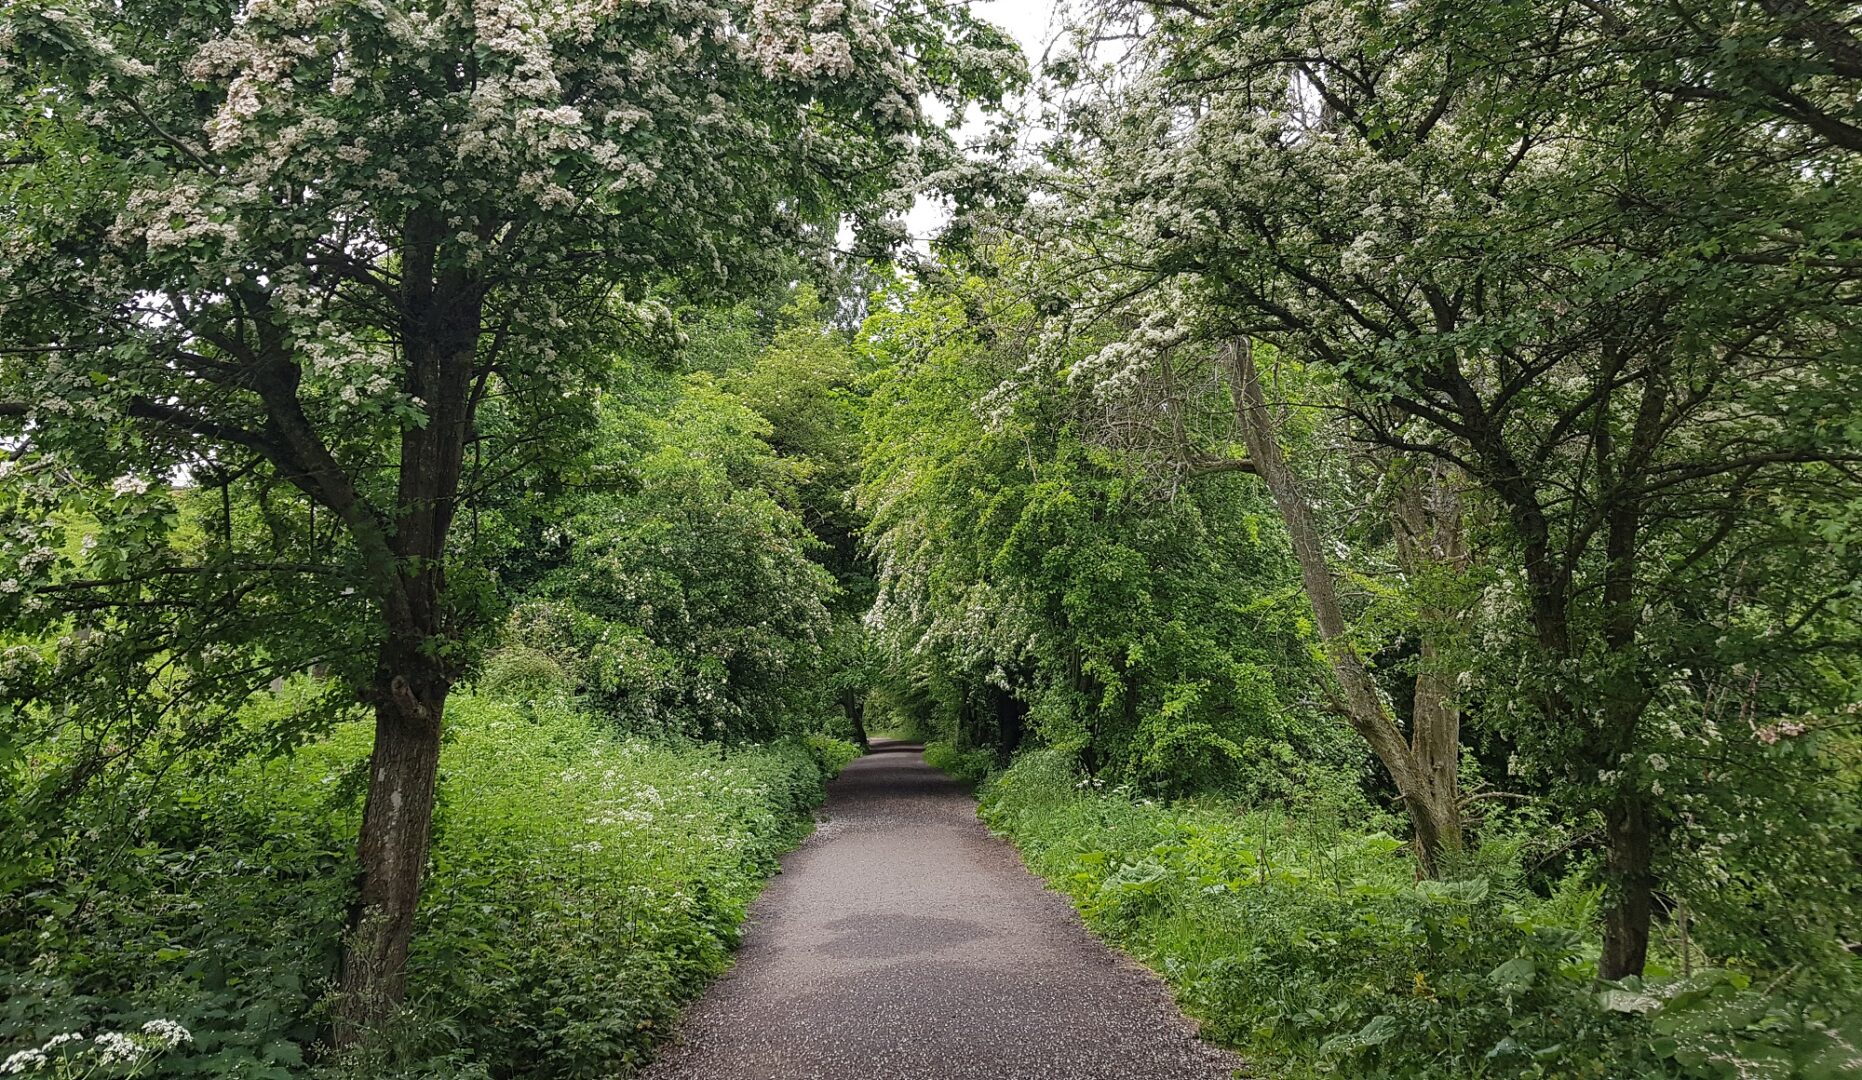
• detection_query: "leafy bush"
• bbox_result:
[978,750,1862,1079]
[478,644,577,708]
[1,692,842,1079]
[922,740,997,785]
[500,383,838,742]
[802,733,862,778]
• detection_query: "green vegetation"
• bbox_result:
[4,0,1862,1076]
[920,740,996,786]
[980,752,1861,1079]
[3,685,856,1078]
[0,0,1018,1043]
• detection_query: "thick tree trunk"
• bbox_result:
[1388,459,1471,862]
[334,654,448,1044]
[1601,791,1655,979]
[1594,377,1661,980]
[1409,642,1461,840]
[1226,338,1463,873]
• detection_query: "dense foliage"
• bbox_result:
[497,377,836,741]
[3,0,1860,1076]
[0,0,1017,1034]
[980,751,1861,1079]
[856,0,1862,1069]
[1024,0,1862,979]
[2,684,857,1078]
[0,217,888,1075]
[858,272,1351,796]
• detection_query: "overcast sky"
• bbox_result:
[975,0,1064,60]
[902,0,1064,241]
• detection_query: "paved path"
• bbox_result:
[645,741,1242,1080]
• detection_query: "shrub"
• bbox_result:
[478,644,577,707]
[922,740,996,785]
[802,733,862,777]
[978,751,1862,1080]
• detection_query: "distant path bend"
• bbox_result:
[645,740,1242,1080]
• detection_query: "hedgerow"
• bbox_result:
[921,740,997,786]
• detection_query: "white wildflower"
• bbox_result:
[140,1019,192,1048]
[90,1031,141,1066]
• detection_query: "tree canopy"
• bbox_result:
[1,0,1858,1076]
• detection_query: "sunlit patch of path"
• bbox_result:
[644,740,1243,1080]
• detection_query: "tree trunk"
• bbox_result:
[1388,458,1471,861]
[1226,338,1462,873]
[1594,377,1661,980]
[1601,790,1654,979]
[1409,641,1461,842]
[842,686,869,749]
[334,652,448,1045]
[332,258,482,1043]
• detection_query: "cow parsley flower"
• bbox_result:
[141,1019,192,1048]
[91,1031,141,1066]
[1,1048,47,1073]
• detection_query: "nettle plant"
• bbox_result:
[0,0,1018,1042]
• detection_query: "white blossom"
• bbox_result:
[90,1031,141,1066]
[140,1019,192,1048]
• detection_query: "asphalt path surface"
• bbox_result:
[644,740,1243,1080]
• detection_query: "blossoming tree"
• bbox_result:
[0,0,1018,1039]
[1039,0,1862,978]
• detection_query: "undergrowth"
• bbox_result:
[921,739,996,785]
[0,688,858,1079]
[979,749,1862,1080]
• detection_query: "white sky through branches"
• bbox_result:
[904,0,1062,242]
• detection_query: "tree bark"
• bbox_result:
[1388,458,1470,858]
[842,686,869,749]
[1226,338,1463,873]
[1592,367,1664,980]
[334,657,447,1045]
[1601,791,1654,979]
[332,252,483,1043]
[1408,639,1461,841]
